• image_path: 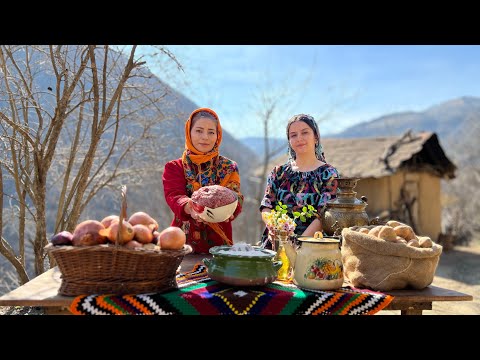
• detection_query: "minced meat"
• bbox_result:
[191,185,237,209]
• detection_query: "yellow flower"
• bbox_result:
[264,208,296,235]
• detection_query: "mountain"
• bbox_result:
[0,46,259,228]
[0,46,261,294]
[241,96,480,250]
[333,96,480,167]
[240,137,288,157]
[334,96,480,139]
[241,96,480,167]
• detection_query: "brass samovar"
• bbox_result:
[322,177,378,236]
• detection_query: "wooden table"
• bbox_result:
[0,254,473,315]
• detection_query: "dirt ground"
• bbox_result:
[1,241,479,315]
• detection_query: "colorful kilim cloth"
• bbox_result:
[70,264,394,315]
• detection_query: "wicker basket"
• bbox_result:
[46,185,192,296]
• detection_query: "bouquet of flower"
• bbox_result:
[263,208,297,235]
[263,202,318,236]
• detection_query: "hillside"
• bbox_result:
[1,46,259,228]
[241,96,480,168]
[0,46,261,295]
[333,96,480,165]
[240,137,288,159]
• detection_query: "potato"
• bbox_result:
[378,226,397,242]
[395,236,407,244]
[368,226,383,238]
[99,220,135,245]
[394,225,416,241]
[133,224,154,244]
[128,212,159,231]
[100,215,119,228]
[418,236,433,248]
[387,220,403,228]
[152,230,160,245]
[124,240,143,249]
[72,220,108,246]
[159,226,186,250]
[407,239,420,247]
[51,231,73,246]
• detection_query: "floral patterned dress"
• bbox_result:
[259,160,339,247]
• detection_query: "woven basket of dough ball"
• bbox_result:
[341,222,442,291]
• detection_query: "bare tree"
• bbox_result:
[0,45,181,286]
[238,70,357,245]
[233,72,313,244]
[442,114,480,246]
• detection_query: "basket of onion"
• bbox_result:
[45,185,192,296]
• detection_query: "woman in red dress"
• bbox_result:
[162,108,244,254]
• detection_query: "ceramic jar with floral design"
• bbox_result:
[292,236,343,290]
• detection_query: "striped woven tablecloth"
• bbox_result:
[70,263,394,315]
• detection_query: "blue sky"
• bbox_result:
[140,45,480,138]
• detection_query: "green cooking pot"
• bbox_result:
[203,245,282,286]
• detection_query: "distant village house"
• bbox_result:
[266,130,456,242]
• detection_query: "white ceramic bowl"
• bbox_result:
[197,199,238,223]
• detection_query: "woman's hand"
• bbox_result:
[301,218,323,237]
[184,199,193,215]
[184,199,205,223]
[191,211,205,223]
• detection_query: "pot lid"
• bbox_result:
[209,244,276,258]
[296,236,341,244]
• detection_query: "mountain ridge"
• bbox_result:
[240,96,480,167]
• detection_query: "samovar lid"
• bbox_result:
[327,176,368,209]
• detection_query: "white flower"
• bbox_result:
[263,209,296,235]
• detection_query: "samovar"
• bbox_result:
[322,177,378,236]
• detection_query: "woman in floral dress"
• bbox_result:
[259,114,339,249]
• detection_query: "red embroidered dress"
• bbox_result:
[162,108,244,254]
